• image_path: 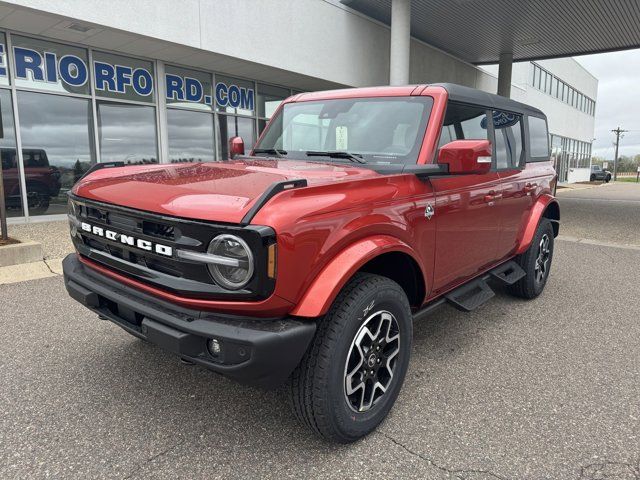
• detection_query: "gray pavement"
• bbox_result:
[1,184,639,479]
[557,183,640,246]
[10,220,74,260]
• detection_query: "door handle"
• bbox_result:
[524,182,538,193]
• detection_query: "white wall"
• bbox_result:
[567,167,591,183]
[0,0,503,90]
[481,59,597,143]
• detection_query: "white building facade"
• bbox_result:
[0,0,597,222]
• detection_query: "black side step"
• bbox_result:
[489,260,526,286]
[445,278,495,312]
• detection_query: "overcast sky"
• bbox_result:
[575,49,640,160]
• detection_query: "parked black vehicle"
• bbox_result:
[590,165,611,183]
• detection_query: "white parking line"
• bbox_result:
[557,236,640,251]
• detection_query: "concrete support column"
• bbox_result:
[497,52,513,97]
[389,0,411,85]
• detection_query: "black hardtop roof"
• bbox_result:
[433,83,546,118]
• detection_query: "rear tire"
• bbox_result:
[26,185,51,215]
[507,218,554,299]
[590,174,596,182]
[605,174,611,183]
[288,273,412,443]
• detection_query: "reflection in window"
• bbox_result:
[98,101,158,164]
[167,109,215,163]
[257,84,289,119]
[0,33,8,87]
[528,116,549,158]
[438,103,488,149]
[217,114,255,160]
[0,89,22,217]
[493,112,523,169]
[17,91,94,216]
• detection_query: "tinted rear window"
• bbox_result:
[528,116,549,159]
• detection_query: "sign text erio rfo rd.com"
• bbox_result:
[0,44,254,110]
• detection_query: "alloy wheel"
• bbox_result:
[534,233,551,284]
[344,310,400,413]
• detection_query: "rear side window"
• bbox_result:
[438,103,488,148]
[528,116,550,159]
[493,111,523,169]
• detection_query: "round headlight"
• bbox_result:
[207,234,254,290]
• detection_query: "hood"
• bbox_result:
[73,158,379,223]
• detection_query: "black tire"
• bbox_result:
[605,174,611,183]
[507,218,554,299]
[590,174,596,182]
[26,185,51,215]
[288,273,412,443]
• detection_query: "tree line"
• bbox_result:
[591,154,640,173]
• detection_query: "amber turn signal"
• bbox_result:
[267,243,277,279]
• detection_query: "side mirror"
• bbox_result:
[228,136,245,159]
[438,140,492,175]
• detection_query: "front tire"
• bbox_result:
[590,174,596,182]
[605,174,611,183]
[507,218,554,299]
[288,273,412,443]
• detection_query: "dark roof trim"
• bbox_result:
[433,83,546,117]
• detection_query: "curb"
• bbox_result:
[0,257,64,285]
[0,240,44,267]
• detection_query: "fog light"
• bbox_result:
[208,338,221,356]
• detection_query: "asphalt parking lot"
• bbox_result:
[1,183,639,479]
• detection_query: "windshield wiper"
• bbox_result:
[305,151,366,164]
[253,148,287,158]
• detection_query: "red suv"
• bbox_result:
[63,83,559,443]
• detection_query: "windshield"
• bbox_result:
[254,96,433,165]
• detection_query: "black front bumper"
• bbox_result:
[62,254,316,389]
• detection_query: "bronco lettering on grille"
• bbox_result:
[80,222,173,257]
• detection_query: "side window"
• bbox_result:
[528,116,550,159]
[438,103,488,148]
[493,111,523,169]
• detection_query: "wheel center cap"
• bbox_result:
[367,353,377,368]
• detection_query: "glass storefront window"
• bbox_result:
[257,83,289,119]
[93,51,155,103]
[98,101,158,164]
[0,89,22,217]
[217,114,255,160]
[215,75,255,117]
[258,119,268,136]
[12,35,89,95]
[165,65,213,111]
[0,31,301,219]
[17,90,94,216]
[167,109,215,163]
[0,32,9,87]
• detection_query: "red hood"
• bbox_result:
[73,159,379,223]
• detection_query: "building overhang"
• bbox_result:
[342,0,640,64]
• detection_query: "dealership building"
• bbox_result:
[0,0,628,222]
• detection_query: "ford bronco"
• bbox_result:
[63,83,559,443]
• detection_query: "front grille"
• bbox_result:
[68,195,275,300]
